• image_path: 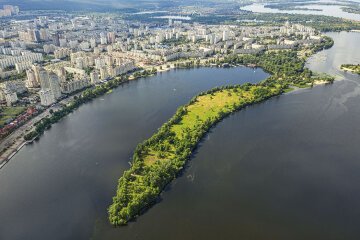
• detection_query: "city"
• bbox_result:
[0,5,329,165]
[0,0,360,239]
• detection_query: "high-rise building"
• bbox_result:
[90,72,100,84]
[100,66,108,80]
[38,68,50,89]
[222,30,229,42]
[26,69,37,88]
[39,89,55,106]
[75,57,86,69]
[57,67,66,82]
[48,72,61,99]
[100,37,107,45]
[107,32,115,44]
[53,32,60,46]
[90,38,96,49]
[31,30,41,43]
[31,64,40,86]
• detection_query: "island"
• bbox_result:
[108,38,335,226]
[340,64,360,74]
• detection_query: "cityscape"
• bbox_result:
[0,0,360,239]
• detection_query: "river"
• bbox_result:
[1,32,360,239]
[241,1,360,21]
[0,67,268,240]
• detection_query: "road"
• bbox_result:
[0,97,73,168]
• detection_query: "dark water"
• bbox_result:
[0,67,268,240]
[1,32,360,240]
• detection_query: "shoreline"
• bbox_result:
[0,37,334,168]
[0,61,333,170]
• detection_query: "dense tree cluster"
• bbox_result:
[220,38,334,87]
[192,13,360,32]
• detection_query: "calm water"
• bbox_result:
[1,32,360,240]
[241,2,360,21]
[0,67,268,240]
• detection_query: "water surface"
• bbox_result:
[0,67,268,240]
[241,2,360,21]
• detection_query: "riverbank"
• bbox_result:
[0,47,333,170]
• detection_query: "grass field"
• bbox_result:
[143,85,279,165]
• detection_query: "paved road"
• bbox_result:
[0,96,74,167]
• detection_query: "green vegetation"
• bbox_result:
[85,66,95,75]
[191,13,360,32]
[66,72,74,81]
[0,107,26,128]
[4,66,15,71]
[108,80,285,226]
[133,68,157,78]
[42,54,55,61]
[340,64,360,74]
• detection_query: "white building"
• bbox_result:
[26,69,38,88]
[39,89,55,106]
[0,53,43,69]
[60,78,91,94]
[0,81,27,94]
[90,72,100,84]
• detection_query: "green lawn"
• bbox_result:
[143,85,279,165]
